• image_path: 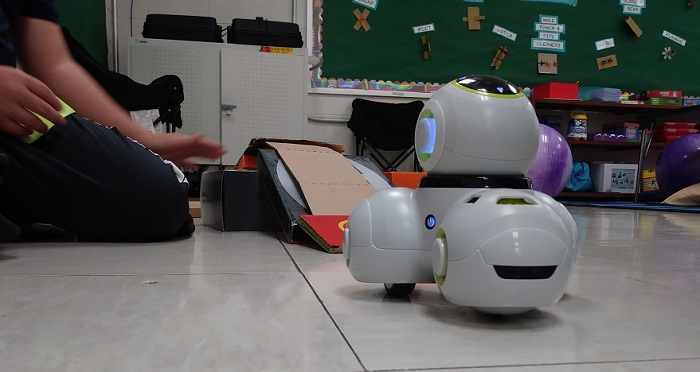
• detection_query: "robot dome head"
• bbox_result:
[415,75,540,175]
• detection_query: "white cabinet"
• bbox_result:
[128,38,307,165]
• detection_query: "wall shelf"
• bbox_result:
[557,191,634,200]
[531,99,681,115]
[566,140,667,149]
[532,99,691,202]
[556,191,667,202]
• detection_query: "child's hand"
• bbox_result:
[0,66,66,137]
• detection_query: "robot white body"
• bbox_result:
[343,75,580,315]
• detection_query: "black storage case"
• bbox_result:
[143,14,223,43]
[200,168,278,232]
[228,17,303,48]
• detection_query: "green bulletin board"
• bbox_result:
[55,0,108,67]
[318,0,700,94]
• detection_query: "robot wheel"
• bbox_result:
[383,283,416,296]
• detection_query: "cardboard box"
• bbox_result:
[257,148,312,242]
[590,162,638,194]
[642,169,659,192]
[200,168,279,231]
[602,122,640,142]
[265,142,376,216]
[683,98,700,106]
[645,90,682,98]
[257,145,390,243]
[646,97,683,106]
[531,82,579,100]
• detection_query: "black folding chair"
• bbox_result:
[347,98,424,172]
[63,27,184,132]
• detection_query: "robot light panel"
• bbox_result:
[415,75,540,175]
[415,110,437,161]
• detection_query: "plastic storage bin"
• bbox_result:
[590,162,638,194]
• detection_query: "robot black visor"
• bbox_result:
[456,75,519,95]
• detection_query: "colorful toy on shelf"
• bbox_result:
[566,109,588,140]
[343,75,580,315]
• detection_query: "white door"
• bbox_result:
[128,39,222,165]
[220,47,306,165]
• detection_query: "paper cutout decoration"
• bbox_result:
[353,8,371,31]
[531,15,566,52]
[491,46,508,70]
[662,30,687,46]
[596,54,618,70]
[522,0,578,4]
[620,0,646,7]
[493,25,517,41]
[622,5,643,15]
[421,35,432,59]
[662,47,676,60]
[352,0,378,11]
[595,37,615,51]
[412,23,436,34]
[625,16,642,38]
[538,53,558,74]
[463,7,486,30]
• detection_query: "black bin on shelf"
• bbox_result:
[143,14,223,43]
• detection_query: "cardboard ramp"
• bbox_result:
[266,142,376,216]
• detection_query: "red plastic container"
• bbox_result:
[652,122,698,143]
[659,122,697,131]
[532,82,579,100]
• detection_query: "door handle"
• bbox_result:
[221,104,237,116]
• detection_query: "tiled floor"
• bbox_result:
[1,206,700,371]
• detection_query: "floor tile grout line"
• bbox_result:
[275,238,368,372]
[367,356,700,371]
[0,272,265,278]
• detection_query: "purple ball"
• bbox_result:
[656,134,700,196]
[526,124,573,197]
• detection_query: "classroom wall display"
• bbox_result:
[311,0,699,95]
[55,0,108,67]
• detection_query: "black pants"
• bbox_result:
[0,114,194,242]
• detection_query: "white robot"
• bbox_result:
[342,75,580,315]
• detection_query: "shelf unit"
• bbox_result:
[530,99,685,202]
[565,140,665,149]
[531,99,682,115]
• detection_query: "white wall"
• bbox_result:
[107,0,425,164]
